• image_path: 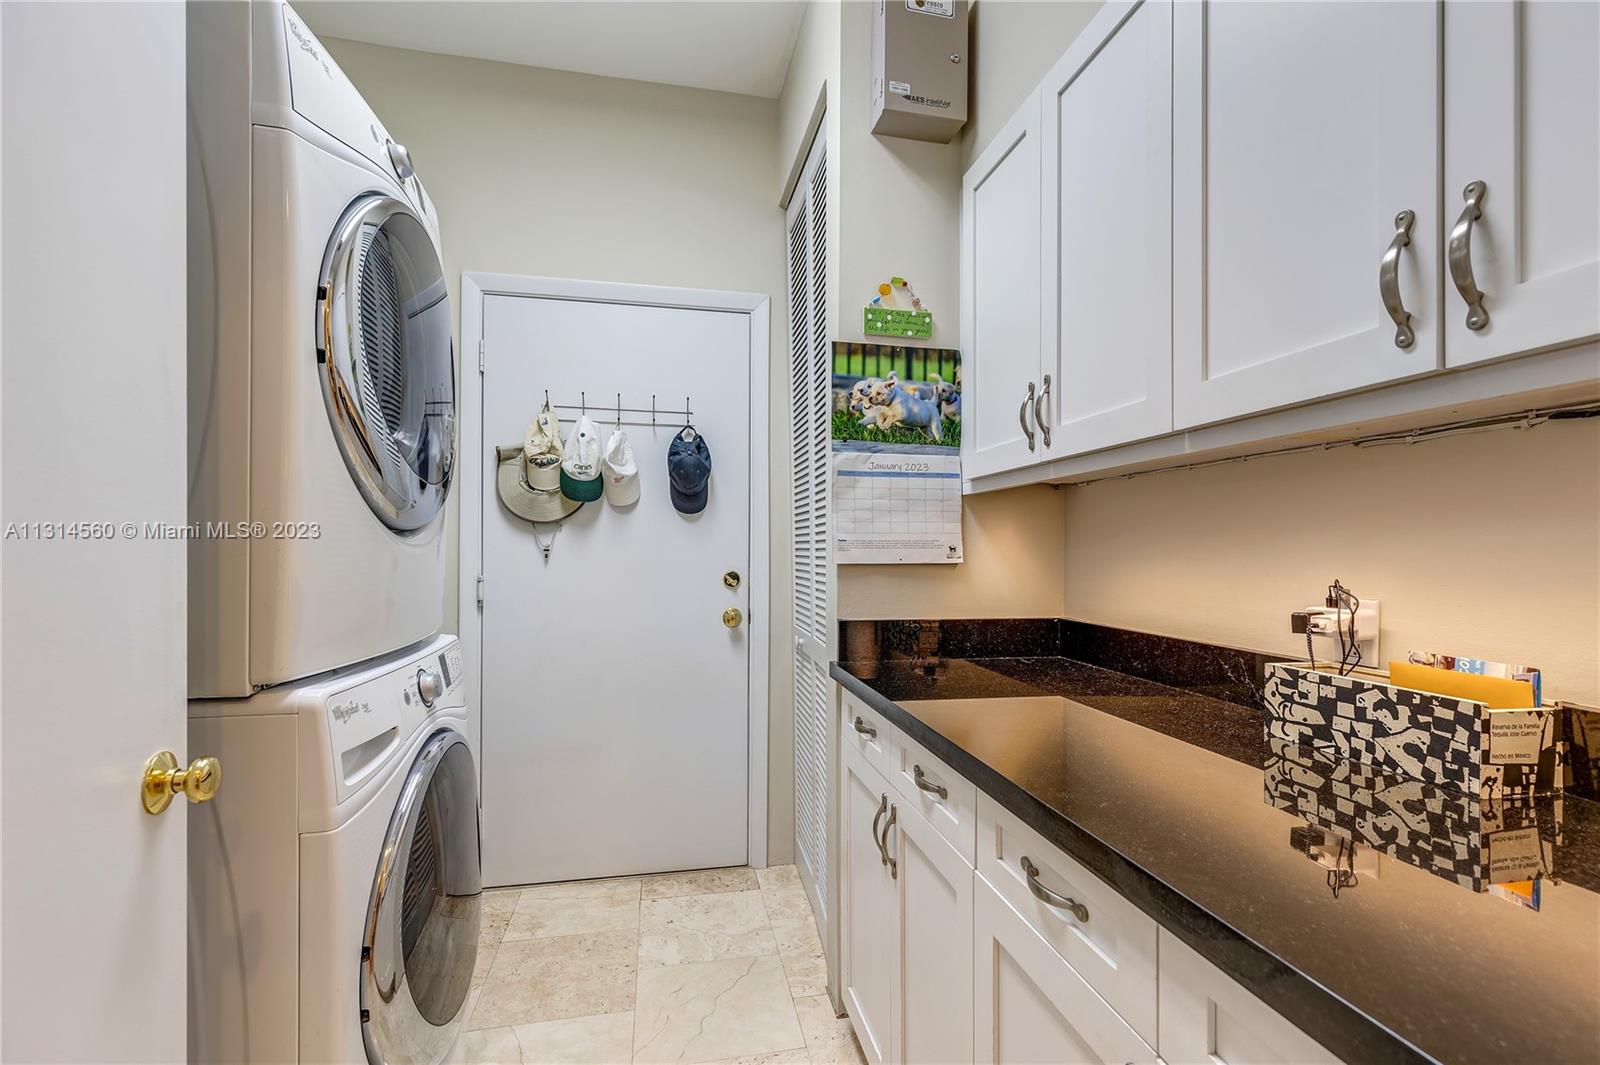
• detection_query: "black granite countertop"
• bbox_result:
[832,627,1600,1065]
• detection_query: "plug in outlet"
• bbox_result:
[1289,598,1381,669]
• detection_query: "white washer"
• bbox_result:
[188,1,454,697]
[189,635,479,1065]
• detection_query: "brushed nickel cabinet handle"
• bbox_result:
[881,804,898,880]
[1033,374,1051,448]
[1021,855,1088,922]
[913,764,948,800]
[1380,209,1417,349]
[871,793,889,866]
[1018,382,1036,451]
[1448,181,1490,331]
[853,716,877,739]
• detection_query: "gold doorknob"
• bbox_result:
[722,608,743,629]
[142,751,223,815]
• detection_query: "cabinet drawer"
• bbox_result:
[1158,929,1343,1065]
[841,690,897,784]
[888,730,977,867]
[975,874,1156,1065]
[975,793,1158,1046]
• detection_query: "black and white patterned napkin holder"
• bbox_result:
[1263,663,1562,801]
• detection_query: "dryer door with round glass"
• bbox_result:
[318,193,454,533]
[361,730,480,1065]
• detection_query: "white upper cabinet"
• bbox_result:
[1442,0,1600,367]
[1172,1,1442,428]
[961,89,1046,479]
[1041,0,1173,456]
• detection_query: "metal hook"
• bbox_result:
[652,394,657,428]
[616,393,622,428]
[685,397,690,426]
[544,388,550,407]
[581,391,586,415]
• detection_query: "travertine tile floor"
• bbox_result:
[452,865,868,1065]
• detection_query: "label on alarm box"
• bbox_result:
[906,0,955,17]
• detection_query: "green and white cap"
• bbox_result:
[560,414,604,502]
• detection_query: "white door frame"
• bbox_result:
[460,273,772,868]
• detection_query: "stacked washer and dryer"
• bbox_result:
[187,4,478,1064]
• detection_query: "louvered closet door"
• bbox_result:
[787,124,832,935]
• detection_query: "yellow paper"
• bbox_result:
[1387,661,1535,709]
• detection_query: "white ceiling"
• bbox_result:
[297,1,808,99]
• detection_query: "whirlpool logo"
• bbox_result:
[330,699,371,724]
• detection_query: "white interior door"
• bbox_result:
[1,3,188,1059]
[786,122,834,938]
[1173,0,1442,428]
[478,289,754,886]
[1442,0,1600,367]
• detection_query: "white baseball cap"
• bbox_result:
[560,414,604,502]
[601,427,640,506]
[523,401,564,491]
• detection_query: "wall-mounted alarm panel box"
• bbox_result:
[871,0,969,143]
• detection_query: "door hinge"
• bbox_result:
[475,574,485,608]
[478,338,485,374]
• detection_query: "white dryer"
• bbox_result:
[189,635,479,1065]
[188,1,454,697]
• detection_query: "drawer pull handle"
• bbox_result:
[1018,382,1036,451]
[912,764,948,800]
[1021,856,1088,922]
[1448,181,1490,331]
[871,793,889,866]
[853,716,878,739]
[881,803,898,880]
[1379,209,1417,350]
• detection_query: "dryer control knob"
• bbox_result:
[387,140,415,181]
[417,667,444,707]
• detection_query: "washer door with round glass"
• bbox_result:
[318,193,454,533]
[362,730,481,1065]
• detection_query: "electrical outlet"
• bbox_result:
[1290,598,1381,668]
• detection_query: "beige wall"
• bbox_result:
[323,37,797,861]
[1063,418,1600,705]
[960,0,1104,170]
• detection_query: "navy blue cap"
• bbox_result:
[666,428,711,514]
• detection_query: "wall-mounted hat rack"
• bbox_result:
[543,390,693,429]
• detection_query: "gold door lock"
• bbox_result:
[722,608,744,629]
[142,751,223,815]
[723,571,741,589]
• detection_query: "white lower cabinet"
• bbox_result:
[891,786,974,1065]
[843,740,975,1064]
[843,743,899,1065]
[973,876,1157,1065]
[1158,930,1342,1065]
[841,716,1346,1065]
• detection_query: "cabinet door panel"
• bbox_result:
[842,745,898,1065]
[1174,0,1441,428]
[961,90,1044,478]
[892,799,974,1065]
[1443,0,1600,366]
[1042,0,1173,455]
[974,878,1155,1065]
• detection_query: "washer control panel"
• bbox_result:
[323,635,464,803]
